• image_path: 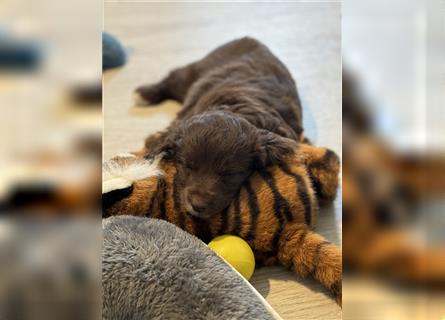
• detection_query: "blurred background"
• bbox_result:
[0,0,102,215]
[0,0,101,318]
[342,0,445,319]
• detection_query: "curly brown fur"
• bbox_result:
[135,37,303,139]
[135,38,305,218]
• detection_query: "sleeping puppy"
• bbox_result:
[135,37,305,219]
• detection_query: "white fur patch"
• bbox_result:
[115,153,136,158]
[102,154,164,194]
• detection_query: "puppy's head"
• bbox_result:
[153,110,296,218]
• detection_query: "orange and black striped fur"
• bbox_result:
[103,143,342,303]
[343,72,445,286]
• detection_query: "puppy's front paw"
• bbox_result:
[134,84,165,106]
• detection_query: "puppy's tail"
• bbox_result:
[277,222,342,305]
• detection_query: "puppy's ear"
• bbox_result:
[147,126,183,160]
[254,129,297,167]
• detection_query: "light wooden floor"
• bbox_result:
[104,2,341,319]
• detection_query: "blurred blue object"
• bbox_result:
[0,33,42,72]
[102,32,127,70]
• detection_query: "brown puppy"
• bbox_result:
[135,37,306,219]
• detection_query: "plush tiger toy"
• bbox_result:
[343,72,445,285]
[103,142,342,304]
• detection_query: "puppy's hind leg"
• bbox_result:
[134,37,264,106]
[134,65,199,106]
[134,82,168,106]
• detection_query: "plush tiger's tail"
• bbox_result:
[277,222,342,304]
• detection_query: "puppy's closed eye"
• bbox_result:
[219,170,242,177]
[185,163,198,171]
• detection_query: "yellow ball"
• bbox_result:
[208,235,255,280]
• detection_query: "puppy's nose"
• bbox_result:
[188,193,210,213]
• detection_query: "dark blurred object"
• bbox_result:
[0,33,43,72]
[342,71,445,285]
[0,0,102,318]
[0,220,100,320]
[102,32,126,70]
[75,135,102,156]
[0,138,102,216]
[4,183,59,209]
[342,72,372,133]
[69,81,102,106]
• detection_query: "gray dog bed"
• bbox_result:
[102,216,280,320]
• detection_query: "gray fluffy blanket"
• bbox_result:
[102,216,277,320]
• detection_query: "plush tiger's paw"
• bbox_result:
[330,280,342,306]
[315,246,342,306]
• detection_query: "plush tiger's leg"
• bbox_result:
[277,222,342,304]
[397,155,445,199]
[344,230,445,285]
[294,144,340,202]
